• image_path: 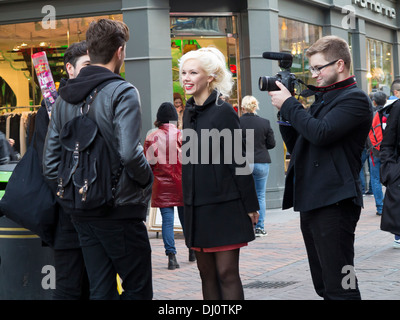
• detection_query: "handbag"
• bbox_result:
[0,137,57,246]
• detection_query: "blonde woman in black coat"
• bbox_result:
[180,47,259,300]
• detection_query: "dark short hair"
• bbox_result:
[63,40,88,68]
[372,91,387,106]
[86,19,129,64]
[391,78,400,93]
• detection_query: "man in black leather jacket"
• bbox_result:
[43,19,153,300]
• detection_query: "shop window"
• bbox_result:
[170,16,240,111]
[279,18,322,170]
[348,33,355,76]
[366,38,393,95]
[0,14,123,109]
[279,17,322,107]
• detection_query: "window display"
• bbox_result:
[366,38,393,94]
[279,17,322,107]
[0,14,123,109]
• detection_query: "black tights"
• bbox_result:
[195,249,244,300]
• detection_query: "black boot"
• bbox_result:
[188,249,196,262]
[168,253,180,270]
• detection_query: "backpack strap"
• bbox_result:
[81,78,124,114]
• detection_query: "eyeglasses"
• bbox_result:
[309,59,339,75]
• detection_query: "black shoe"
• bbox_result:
[188,249,196,262]
[255,228,267,237]
[168,253,180,270]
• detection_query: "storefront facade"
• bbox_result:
[0,0,399,208]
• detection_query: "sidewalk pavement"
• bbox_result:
[148,194,400,300]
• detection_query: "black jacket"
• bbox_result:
[379,100,400,234]
[380,99,400,185]
[43,66,153,220]
[239,113,276,163]
[279,81,373,212]
[182,91,259,248]
[182,90,259,213]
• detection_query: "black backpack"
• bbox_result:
[55,88,120,215]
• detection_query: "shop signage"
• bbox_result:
[352,0,396,19]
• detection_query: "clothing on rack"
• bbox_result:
[0,107,40,157]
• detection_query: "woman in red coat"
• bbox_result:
[144,102,194,270]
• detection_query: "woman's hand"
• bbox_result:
[248,211,259,226]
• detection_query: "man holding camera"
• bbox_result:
[269,35,373,300]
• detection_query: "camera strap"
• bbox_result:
[298,76,357,97]
[277,76,358,126]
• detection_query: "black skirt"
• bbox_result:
[183,198,255,249]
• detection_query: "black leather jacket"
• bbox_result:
[43,74,153,213]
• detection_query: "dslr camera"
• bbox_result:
[259,52,297,93]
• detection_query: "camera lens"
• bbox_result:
[259,76,280,91]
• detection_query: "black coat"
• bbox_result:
[182,91,259,247]
[279,82,373,212]
[239,113,276,163]
[379,100,400,235]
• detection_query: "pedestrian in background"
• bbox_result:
[173,92,185,129]
[180,47,259,300]
[269,35,372,299]
[366,91,387,215]
[379,83,400,248]
[144,102,195,270]
[240,95,275,237]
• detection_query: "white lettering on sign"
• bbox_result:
[353,0,396,19]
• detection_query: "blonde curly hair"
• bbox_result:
[178,46,234,98]
[241,95,259,114]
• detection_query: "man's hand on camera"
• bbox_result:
[268,81,292,110]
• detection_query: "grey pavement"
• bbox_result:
[148,194,400,300]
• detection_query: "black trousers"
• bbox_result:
[53,248,89,300]
[72,219,152,300]
[300,199,362,300]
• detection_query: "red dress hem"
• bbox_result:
[191,242,248,253]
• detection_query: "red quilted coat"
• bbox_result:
[144,123,183,208]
